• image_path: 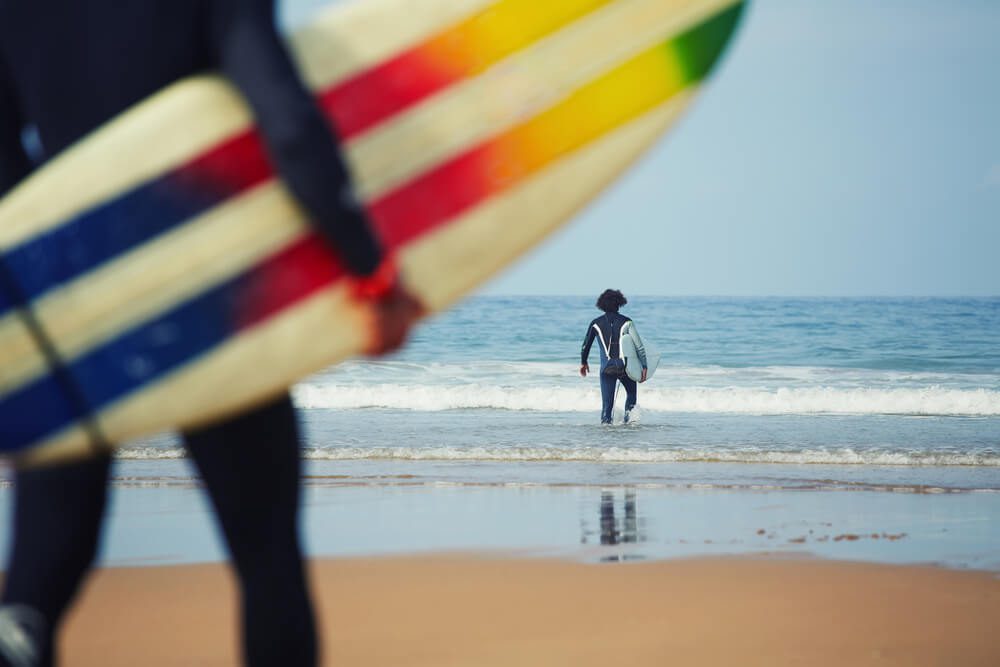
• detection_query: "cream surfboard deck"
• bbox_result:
[0,0,744,465]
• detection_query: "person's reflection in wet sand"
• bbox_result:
[589,489,643,562]
[623,489,638,544]
[600,490,619,546]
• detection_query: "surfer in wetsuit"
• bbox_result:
[0,1,422,665]
[580,289,647,424]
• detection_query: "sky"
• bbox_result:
[283,0,1000,297]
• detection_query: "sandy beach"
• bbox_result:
[3,461,999,664]
[48,555,1000,666]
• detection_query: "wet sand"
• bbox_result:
[56,555,1000,666]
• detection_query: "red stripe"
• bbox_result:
[231,141,498,328]
[176,45,513,330]
[174,129,273,197]
[320,50,457,139]
[368,143,508,249]
[235,234,345,329]
[368,147,485,248]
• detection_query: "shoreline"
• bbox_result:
[4,472,999,571]
[52,554,1000,666]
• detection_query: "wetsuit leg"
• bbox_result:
[183,394,315,667]
[1,455,113,667]
[620,376,638,422]
[599,372,617,424]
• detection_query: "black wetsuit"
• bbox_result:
[0,1,382,665]
[581,311,638,424]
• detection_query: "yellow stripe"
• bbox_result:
[404,91,695,310]
[347,0,736,197]
[504,45,688,170]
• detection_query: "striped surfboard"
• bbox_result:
[0,0,744,465]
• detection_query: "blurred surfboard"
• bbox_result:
[0,0,744,465]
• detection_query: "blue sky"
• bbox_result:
[285,0,1000,296]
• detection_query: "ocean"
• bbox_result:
[125,296,1000,485]
[6,296,1000,568]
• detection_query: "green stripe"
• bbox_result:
[672,1,746,83]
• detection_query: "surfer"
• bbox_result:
[0,1,421,665]
[579,289,647,424]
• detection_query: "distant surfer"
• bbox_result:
[0,1,421,665]
[580,289,647,424]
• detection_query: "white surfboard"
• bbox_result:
[621,322,660,382]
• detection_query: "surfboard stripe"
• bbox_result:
[0,234,339,451]
[0,131,271,318]
[345,0,741,200]
[320,0,613,138]
[0,3,743,450]
[672,0,742,80]
[0,373,84,450]
[372,2,741,246]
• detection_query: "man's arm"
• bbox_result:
[580,321,596,376]
[0,57,31,198]
[209,0,381,276]
[209,0,423,354]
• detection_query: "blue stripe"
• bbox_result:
[0,175,224,320]
[0,374,83,449]
[0,259,247,453]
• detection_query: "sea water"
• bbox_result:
[122,296,1000,491]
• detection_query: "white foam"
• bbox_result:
[110,443,1000,467]
[316,360,998,386]
[292,383,1000,416]
[292,445,1000,467]
[114,447,186,460]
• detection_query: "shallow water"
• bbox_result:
[82,464,1000,571]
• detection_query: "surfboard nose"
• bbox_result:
[669,1,746,85]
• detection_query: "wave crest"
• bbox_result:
[293,384,1000,416]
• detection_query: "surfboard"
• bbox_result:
[620,322,660,382]
[0,0,744,465]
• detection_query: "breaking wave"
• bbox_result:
[292,383,1000,416]
[114,444,1000,467]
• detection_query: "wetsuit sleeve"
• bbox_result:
[208,0,382,275]
[581,320,597,365]
[0,57,31,197]
[625,320,648,369]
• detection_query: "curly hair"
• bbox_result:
[596,289,627,313]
